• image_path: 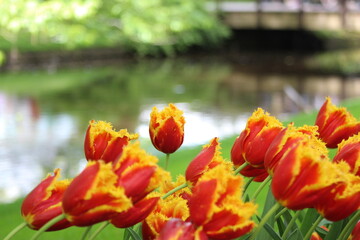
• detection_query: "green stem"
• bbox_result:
[81,226,93,240]
[165,154,170,170]
[234,162,249,175]
[303,215,323,240]
[161,182,188,199]
[243,177,255,195]
[338,210,360,240]
[88,222,110,240]
[274,207,288,220]
[30,213,66,240]
[251,202,281,240]
[282,210,301,239]
[4,222,27,240]
[250,175,272,202]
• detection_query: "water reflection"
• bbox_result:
[1,58,360,202]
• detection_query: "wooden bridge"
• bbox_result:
[208,0,360,31]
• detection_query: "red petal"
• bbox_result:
[186,138,218,184]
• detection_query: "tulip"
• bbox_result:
[21,169,72,231]
[310,232,322,240]
[156,218,208,240]
[315,97,360,148]
[185,137,232,186]
[84,120,138,163]
[111,142,165,227]
[231,108,283,181]
[272,136,360,219]
[271,139,335,210]
[333,133,360,177]
[143,195,190,240]
[264,124,323,175]
[149,104,185,154]
[314,162,360,221]
[62,161,132,226]
[188,165,257,240]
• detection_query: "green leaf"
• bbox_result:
[287,229,303,240]
[299,208,320,236]
[324,220,344,240]
[315,225,329,239]
[263,222,282,240]
[276,217,286,236]
[257,190,278,239]
[125,227,142,240]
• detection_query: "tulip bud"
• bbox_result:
[21,169,72,231]
[149,104,185,154]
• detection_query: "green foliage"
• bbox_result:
[0,0,230,55]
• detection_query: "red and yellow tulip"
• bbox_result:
[142,195,190,240]
[149,104,185,154]
[84,120,138,163]
[264,124,323,175]
[111,143,165,227]
[62,161,132,226]
[21,169,72,231]
[231,108,283,181]
[188,165,257,239]
[333,133,360,177]
[315,97,360,148]
[349,221,360,240]
[185,137,232,186]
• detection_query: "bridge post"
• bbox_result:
[297,0,304,29]
[339,0,347,29]
[256,0,262,28]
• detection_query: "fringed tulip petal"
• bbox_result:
[111,196,160,228]
[84,120,138,163]
[189,165,257,240]
[21,169,72,231]
[62,161,132,226]
[334,133,360,176]
[185,137,232,185]
[264,124,323,175]
[143,195,190,240]
[149,104,185,154]
[315,97,360,148]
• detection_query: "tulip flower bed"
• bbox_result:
[3,98,360,240]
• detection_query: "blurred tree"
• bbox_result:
[0,0,229,57]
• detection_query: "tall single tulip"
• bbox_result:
[315,97,360,148]
[231,108,283,181]
[84,120,138,163]
[264,124,324,175]
[333,133,360,177]
[185,137,232,186]
[149,104,185,154]
[62,161,132,226]
[21,169,72,231]
[189,165,257,240]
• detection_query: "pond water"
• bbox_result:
[1,56,360,202]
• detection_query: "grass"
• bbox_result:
[2,97,360,239]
